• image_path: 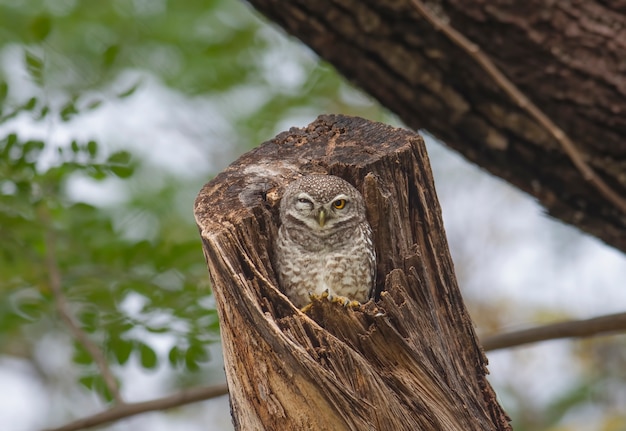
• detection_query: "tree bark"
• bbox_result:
[194,115,510,430]
[246,0,626,253]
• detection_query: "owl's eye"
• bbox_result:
[332,199,346,209]
[298,198,312,205]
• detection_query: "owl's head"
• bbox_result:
[279,175,367,233]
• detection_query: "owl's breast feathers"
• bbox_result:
[275,223,375,308]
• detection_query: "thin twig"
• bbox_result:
[43,383,229,431]
[482,311,626,351]
[409,0,626,214]
[43,216,123,404]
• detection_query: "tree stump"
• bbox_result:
[194,115,511,430]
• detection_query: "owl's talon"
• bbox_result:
[346,300,361,309]
[303,291,361,310]
[307,289,331,302]
[329,295,361,308]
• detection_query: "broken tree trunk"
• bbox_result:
[194,114,511,430]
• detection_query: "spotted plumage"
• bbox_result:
[274,175,376,308]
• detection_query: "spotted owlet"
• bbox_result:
[274,175,376,308]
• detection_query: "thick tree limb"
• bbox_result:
[194,115,511,430]
[246,0,626,253]
[482,311,626,351]
[409,0,626,214]
[43,383,229,431]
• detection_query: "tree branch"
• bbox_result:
[42,383,229,431]
[482,311,626,351]
[409,0,626,215]
[42,212,123,404]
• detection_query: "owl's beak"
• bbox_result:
[316,208,327,227]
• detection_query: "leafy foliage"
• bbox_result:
[0,121,218,398]
[0,3,229,400]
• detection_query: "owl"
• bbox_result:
[274,174,376,308]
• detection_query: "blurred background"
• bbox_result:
[0,1,625,430]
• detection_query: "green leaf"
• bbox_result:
[23,140,44,161]
[102,45,120,68]
[109,165,134,178]
[191,343,210,362]
[23,97,37,111]
[145,325,171,334]
[106,150,131,164]
[87,165,108,180]
[37,105,49,120]
[24,51,44,84]
[79,374,96,390]
[87,140,98,157]
[60,100,78,121]
[107,150,134,178]
[78,308,99,333]
[73,344,94,366]
[86,100,103,111]
[168,345,183,367]
[185,343,209,371]
[2,133,18,157]
[30,14,52,42]
[11,293,46,321]
[0,81,8,104]
[185,354,200,372]
[138,342,158,369]
[78,374,115,402]
[117,82,141,99]
[110,336,133,365]
[100,379,115,403]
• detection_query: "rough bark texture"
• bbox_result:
[246,0,626,253]
[194,115,511,430]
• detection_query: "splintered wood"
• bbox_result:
[194,114,511,430]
